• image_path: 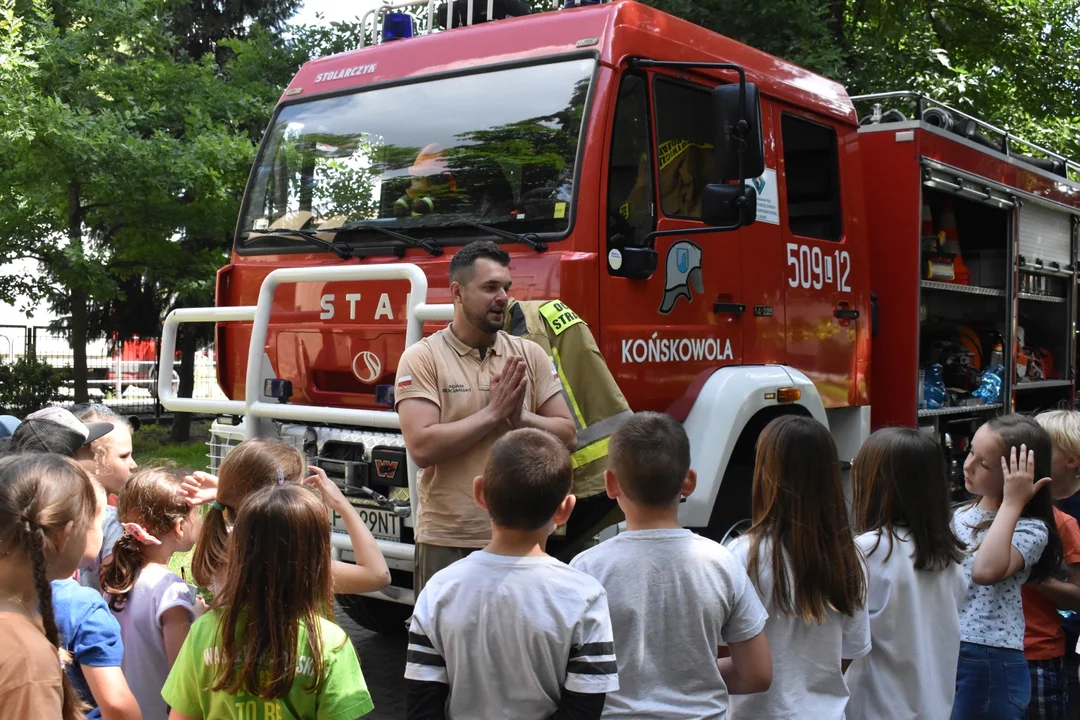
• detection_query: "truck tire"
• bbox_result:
[703,463,754,542]
[336,594,412,636]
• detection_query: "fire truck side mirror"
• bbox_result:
[701,184,757,228]
[711,81,765,181]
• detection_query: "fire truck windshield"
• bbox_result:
[238,57,595,253]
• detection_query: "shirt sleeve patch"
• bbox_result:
[539,300,585,336]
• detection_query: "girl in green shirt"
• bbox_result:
[162,481,374,720]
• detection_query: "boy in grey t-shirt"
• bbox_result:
[571,412,771,719]
[405,429,619,719]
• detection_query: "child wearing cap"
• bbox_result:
[405,428,619,719]
[74,405,138,591]
[6,407,122,592]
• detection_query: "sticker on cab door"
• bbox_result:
[747,168,779,225]
[659,241,704,314]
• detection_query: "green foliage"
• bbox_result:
[131,419,212,471]
[0,0,363,401]
[631,0,1080,161]
[0,355,66,416]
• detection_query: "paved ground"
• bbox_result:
[336,604,407,719]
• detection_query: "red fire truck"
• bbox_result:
[159,0,1080,632]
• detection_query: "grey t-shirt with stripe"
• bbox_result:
[405,550,618,717]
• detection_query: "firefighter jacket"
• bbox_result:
[505,298,633,499]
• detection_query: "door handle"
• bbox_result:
[834,307,860,320]
[713,302,746,316]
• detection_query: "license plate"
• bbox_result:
[334,508,400,542]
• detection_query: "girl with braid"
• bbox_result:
[0,453,98,719]
[101,467,202,720]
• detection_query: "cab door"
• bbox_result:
[598,71,743,412]
[774,106,859,407]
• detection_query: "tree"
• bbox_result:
[0,0,255,404]
[0,0,363,432]
[166,0,303,63]
[631,0,1080,161]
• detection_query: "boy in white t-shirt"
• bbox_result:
[405,428,619,720]
[571,412,771,719]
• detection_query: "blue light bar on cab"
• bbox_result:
[563,0,604,7]
[382,11,415,41]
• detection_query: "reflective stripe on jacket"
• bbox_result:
[506,298,632,498]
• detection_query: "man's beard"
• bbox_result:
[464,304,504,335]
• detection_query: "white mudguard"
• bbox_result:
[679,365,828,528]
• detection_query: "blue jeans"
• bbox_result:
[952,642,1032,719]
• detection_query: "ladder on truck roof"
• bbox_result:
[156,264,455,537]
[361,0,615,47]
[852,91,1080,184]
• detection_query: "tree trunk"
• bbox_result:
[67,182,89,405]
[169,327,197,442]
[829,0,847,51]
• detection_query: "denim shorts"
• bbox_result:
[952,641,1031,719]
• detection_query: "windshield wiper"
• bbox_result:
[243,228,352,260]
[442,220,548,252]
[337,223,443,256]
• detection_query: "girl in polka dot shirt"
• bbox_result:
[951,415,1063,719]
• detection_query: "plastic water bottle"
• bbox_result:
[924,364,947,409]
[972,364,1004,405]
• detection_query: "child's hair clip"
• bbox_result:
[121,522,162,546]
[209,500,226,512]
[276,467,285,485]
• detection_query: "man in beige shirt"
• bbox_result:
[396,241,576,594]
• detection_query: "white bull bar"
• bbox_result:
[158,264,455,568]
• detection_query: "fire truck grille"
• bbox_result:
[207,423,411,507]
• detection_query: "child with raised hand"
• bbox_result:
[162,482,375,719]
[53,479,142,720]
[951,414,1063,719]
[1035,409,1080,717]
[183,438,390,596]
[0,453,97,720]
[845,428,967,719]
[101,467,202,720]
[570,412,771,718]
[405,428,619,719]
[729,415,870,720]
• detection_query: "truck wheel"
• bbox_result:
[703,463,753,543]
[336,594,412,636]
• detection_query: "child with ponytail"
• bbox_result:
[162,482,374,718]
[101,467,202,720]
[0,453,97,720]
[185,438,390,596]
